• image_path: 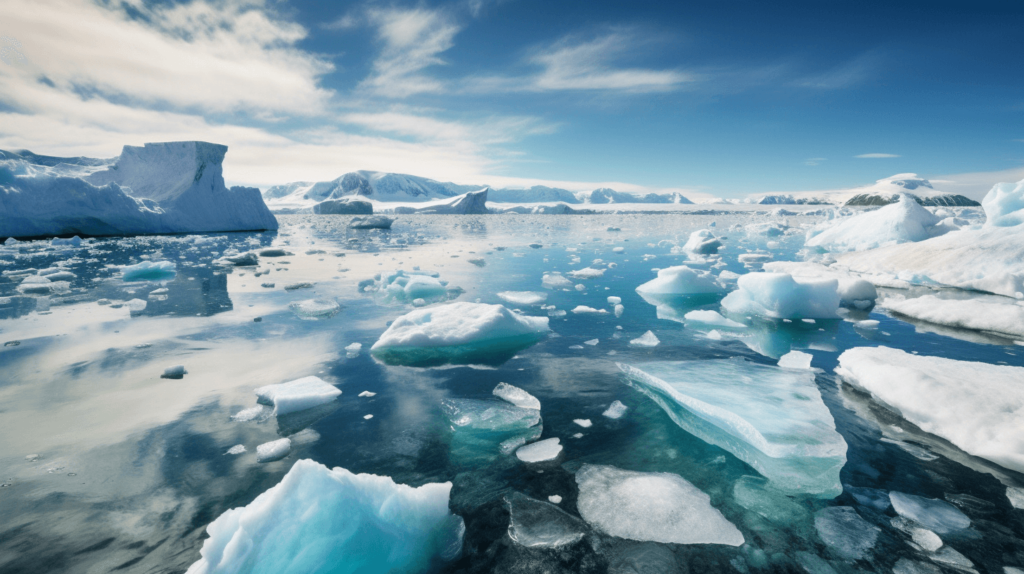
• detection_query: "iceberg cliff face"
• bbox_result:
[0,141,277,238]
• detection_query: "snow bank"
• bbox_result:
[370,302,549,366]
[620,359,847,497]
[806,195,949,252]
[721,273,840,320]
[982,177,1024,227]
[636,266,725,295]
[881,295,1024,339]
[186,459,464,574]
[837,346,1024,473]
[254,376,342,416]
[575,464,743,546]
[1,142,277,238]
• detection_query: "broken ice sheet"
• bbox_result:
[620,359,847,497]
[504,492,586,548]
[441,398,542,466]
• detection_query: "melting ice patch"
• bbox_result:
[889,491,970,534]
[371,302,549,366]
[574,464,744,546]
[254,376,341,416]
[289,298,341,320]
[441,398,542,465]
[620,359,847,497]
[367,270,450,305]
[186,459,464,574]
[721,272,840,320]
[881,295,1024,340]
[505,492,586,548]
[122,261,176,282]
[813,506,879,560]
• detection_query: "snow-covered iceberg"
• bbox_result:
[837,346,1024,473]
[254,376,342,416]
[763,261,877,308]
[186,459,464,574]
[370,302,550,366]
[1,142,277,238]
[620,359,847,497]
[806,194,951,252]
[721,272,840,320]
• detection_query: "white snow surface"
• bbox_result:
[881,295,1024,339]
[721,273,840,320]
[806,195,950,252]
[1,142,277,238]
[837,346,1024,473]
[186,459,463,574]
[636,265,725,295]
[254,376,342,416]
[371,302,549,350]
[575,464,744,546]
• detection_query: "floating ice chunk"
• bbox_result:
[892,559,944,574]
[620,359,847,497]
[542,273,574,289]
[607,296,622,305]
[806,195,948,252]
[732,476,808,525]
[881,295,1024,339]
[683,310,746,329]
[630,331,660,347]
[572,305,607,314]
[371,270,448,305]
[682,229,722,254]
[614,304,624,317]
[548,495,562,504]
[516,438,562,463]
[161,365,187,379]
[929,547,976,572]
[349,215,394,229]
[225,444,246,455]
[813,507,880,560]
[289,298,341,320]
[738,253,772,263]
[603,400,628,419]
[255,438,291,463]
[51,235,82,247]
[569,268,605,279]
[763,261,877,307]
[574,419,592,428]
[837,346,1024,473]
[636,265,724,295]
[254,376,341,416]
[505,492,586,548]
[126,298,148,312]
[575,464,744,546]
[721,273,840,320]
[982,177,1024,227]
[363,414,373,420]
[122,261,176,282]
[442,398,540,432]
[358,391,376,398]
[493,382,541,410]
[185,459,463,574]
[854,319,879,330]
[889,492,970,534]
[497,291,548,305]
[370,302,549,366]
[232,405,270,422]
[345,342,362,355]
[778,351,813,369]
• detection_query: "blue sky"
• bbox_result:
[0,0,1021,197]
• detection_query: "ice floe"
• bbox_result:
[813,506,880,560]
[497,291,548,305]
[515,437,562,462]
[763,261,877,308]
[881,295,1024,340]
[505,492,586,548]
[492,382,541,410]
[254,376,342,416]
[721,273,840,320]
[603,400,628,419]
[629,331,660,347]
[889,491,971,534]
[255,438,291,463]
[122,261,176,282]
[289,298,341,320]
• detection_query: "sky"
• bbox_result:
[0,0,1022,198]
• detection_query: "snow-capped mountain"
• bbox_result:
[751,174,980,206]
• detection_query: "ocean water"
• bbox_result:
[1,213,1022,574]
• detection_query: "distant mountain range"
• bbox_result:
[751,174,980,207]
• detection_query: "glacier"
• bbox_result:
[186,459,464,574]
[0,142,277,238]
[619,359,848,497]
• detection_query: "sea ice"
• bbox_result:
[541,273,574,289]
[122,261,176,282]
[629,331,660,347]
[225,445,246,455]
[254,376,342,416]
[635,266,725,295]
[721,273,840,320]
[370,302,549,366]
[806,194,949,252]
[442,398,541,432]
[889,492,970,534]
[603,400,628,419]
[572,305,607,314]
[620,359,847,497]
[492,382,541,410]
[813,507,880,560]
[255,438,291,463]
[370,270,448,305]
[185,459,463,574]
[289,298,341,320]
[575,464,744,546]
[569,268,606,279]
[504,492,586,548]
[881,295,1024,339]
[515,437,562,462]
[837,346,1024,473]
[574,419,593,428]
[497,291,548,305]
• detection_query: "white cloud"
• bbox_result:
[0,0,333,115]
[855,153,900,158]
[358,8,461,98]
[929,166,1024,201]
[339,110,556,146]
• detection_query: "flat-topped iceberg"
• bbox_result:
[636,265,725,295]
[837,346,1024,473]
[721,272,840,320]
[254,376,342,416]
[186,459,464,574]
[575,464,744,546]
[371,302,549,366]
[805,194,950,252]
[1,141,277,238]
[881,295,1024,340]
[620,359,847,497]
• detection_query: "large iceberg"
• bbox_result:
[574,464,744,545]
[1,142,277,238]
[620,359,847,497]
[721,272,840,320]
[186,459,464,574]
[371,302,549,366]
[837,346,1024,473]
[805,194,950,252]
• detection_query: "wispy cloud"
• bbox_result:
[804,157,827,166]
[793,52,880,90]
[339,109,556,146]
[855,153,900,158]
[358,8,461,98]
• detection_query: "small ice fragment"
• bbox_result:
[126,298,148,312]
[607,296,622,305]
[255,438,291,462]
[778,351,813,369]
[636,265,724,295]
[345,342,362,355]
[232,405,269,422]
[493,382,541,410]
[497,291,548,306]
[603,400,628,419]
[548,495,562,504]
[572,433,583,439]
[574,419,593,428]
[542,273,573,289]
[254,376,341,416]
[505,492,586,548]
[569,268,605,279]
[161,365,187,379]
[889,492,970,534]
[630,331,660,347]
[584,339,599,346]
[515,438,562,463]
[358,391,376,398]
[122,261,176,282]
[225,444,246,455]
[706,329,723,340]
[813,507,880,560]
[289,298,341,320]
[572,305,606,314]
[854,319,880,330]
[364,414,373,420]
